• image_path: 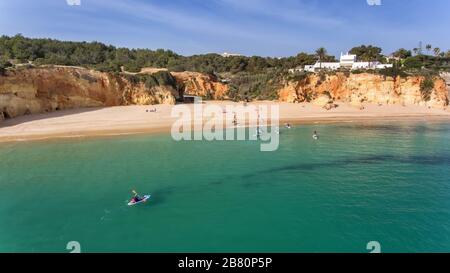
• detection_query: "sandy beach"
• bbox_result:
[1,101,450,142]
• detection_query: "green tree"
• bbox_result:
[404,56,423,69]
[425,44,432,54]
[349,45,383,62]
[392,48,412,59]
[433,47,441,57]
[420,76,434,101]
[247,56,269,73]
[315,47,327,69]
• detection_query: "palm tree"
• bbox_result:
[433,47,441,57]
[426,44,432,54]
[315,47,327,69]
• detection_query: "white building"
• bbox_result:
[291,52,393,73]
[289,62,340,73]
[375,63,394,69]
[309,62,341,71]
[221,52,243,58]
[340,53,357,68]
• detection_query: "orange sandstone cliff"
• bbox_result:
[0,66,228,120]
[1,68,449,122]
[171,71,229,100]
[278,72,449,109]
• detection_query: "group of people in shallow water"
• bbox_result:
[233,115,319,139]
[129,126,319,204]
[284,123,319,139]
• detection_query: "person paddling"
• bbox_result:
[132,190,142,203]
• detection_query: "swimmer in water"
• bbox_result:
[313,130,319,140]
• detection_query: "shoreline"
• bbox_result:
[1,101,450,143]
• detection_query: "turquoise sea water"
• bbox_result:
[1,121,450,253]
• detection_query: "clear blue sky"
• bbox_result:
[0,0,449,57]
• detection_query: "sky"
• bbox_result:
[0,0,449,57]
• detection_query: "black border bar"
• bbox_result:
[1,253,448,272]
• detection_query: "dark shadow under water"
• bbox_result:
[239,154,450,187]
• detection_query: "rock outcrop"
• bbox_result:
[278,73,449,109]
[137,69,229,100]
[440,72,450,104]
[0,66,227,120]
[171,71,229,100]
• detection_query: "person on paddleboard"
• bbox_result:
[131,190,143,203]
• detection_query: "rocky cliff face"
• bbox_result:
[171,71,229,100]
[0,66,228,120]
[278,73,449,109]
[1,67,448,122]
[440,72,450,100]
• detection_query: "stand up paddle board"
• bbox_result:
[128,195,151,206]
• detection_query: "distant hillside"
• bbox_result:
[0,34,325,74]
